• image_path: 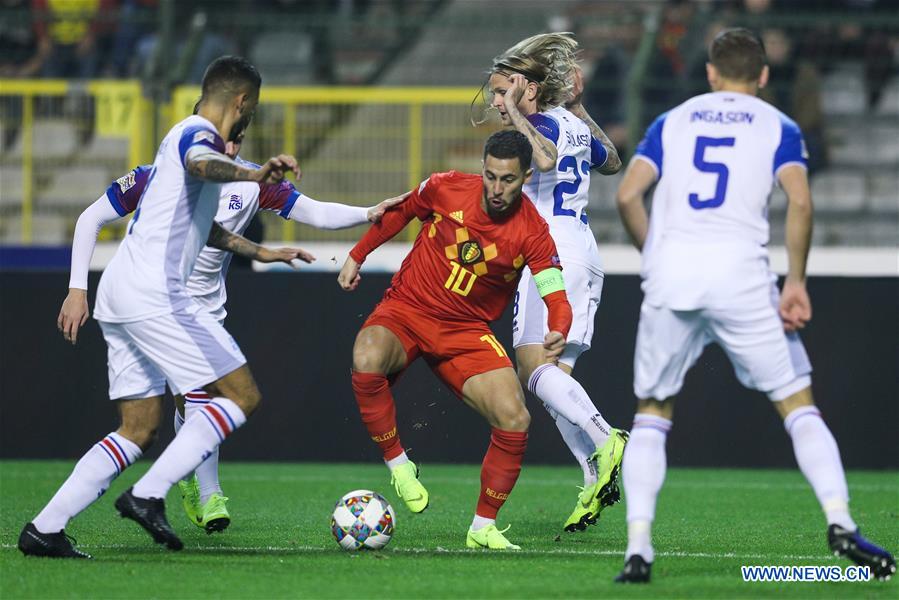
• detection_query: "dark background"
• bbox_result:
[1,272,896,469]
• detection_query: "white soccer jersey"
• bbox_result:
[523,106,608,271]
[97,157,302,321]
[635,91,808,310]
[186,158,301,318]
[94,115,226,323]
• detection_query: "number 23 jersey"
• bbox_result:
[523,105,608,271]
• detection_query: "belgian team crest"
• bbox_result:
[459,240,483,265]
[444,227,498,277]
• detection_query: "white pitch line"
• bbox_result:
[207,473,899,493]
[0,542,836,561]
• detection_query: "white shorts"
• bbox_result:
[99,303,246,400]
[512,262,604,368]
[633,283,812,401]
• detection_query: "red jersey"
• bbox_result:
[350,171,562,323]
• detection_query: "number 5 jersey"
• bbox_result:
[634,91,808,310]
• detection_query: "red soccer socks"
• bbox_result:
[476,428,528,519]
[352,371,404,461]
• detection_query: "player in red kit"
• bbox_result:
[338,130,572,550]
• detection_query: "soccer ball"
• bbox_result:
[330,490,395,551]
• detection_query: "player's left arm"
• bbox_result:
[533,267,573,363]
[615,159,657,250]
[288,192,411,228]
[524,225,573,363]
[260,177,411,229]
[778,164,813,332]
[566,66,622,174]
[206,221,314,266]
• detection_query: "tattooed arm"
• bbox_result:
[568,103,622,175]
[187,151,299,184]
[206,222,315,265]
[187,154,258,182]
[504,74,558,172]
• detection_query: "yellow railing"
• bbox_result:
[0,79,152,243]
[171,86,493,242]
[0,81,496,244]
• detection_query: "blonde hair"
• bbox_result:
[492,32,579,110]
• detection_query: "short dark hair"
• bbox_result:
[483,130,533,171]
[200,56,262,102]
[709,28,767,82]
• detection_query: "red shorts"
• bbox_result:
[362,298,513,398]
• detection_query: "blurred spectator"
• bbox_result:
[0,0,36,76]
[758,28,828,173]
[106,0,157,77]
[582,45,630,156]
[23,0,116,78]
[126,3,237,83]
[642,0,706,119]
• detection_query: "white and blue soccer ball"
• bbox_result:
[330,490,395,551]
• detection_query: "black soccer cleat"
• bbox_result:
[18,522,92,559]
[204,517,230,534]
[115,487,183,551]
[828,524,896,581]
[615,554,652,583]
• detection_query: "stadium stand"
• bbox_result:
[0,0,896,246]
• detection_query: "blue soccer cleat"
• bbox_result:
[828,524,896,581]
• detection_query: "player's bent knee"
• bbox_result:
[495,403,530,432]
[770,378,814,420]
[352,346,388,374]
[636,397,674,420]
[768,376,812,403]
[516,367,532,392]
[514,345,543,389]
[231,387,262,416]
[117,424,158,451]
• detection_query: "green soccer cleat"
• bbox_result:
[563,484,603,532]
[389,460,429,513]
[178,475,204,529]
[466,524,521,550]
[201,493,231,534]
[563,428,629,532]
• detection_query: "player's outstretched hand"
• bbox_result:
[257,246,315,267]
[504,73,528,111]
[254,154,300,185]
[368,191,412,223]
[338,256,362,291]
[543,331,566,363]
[779,278,812,332]
[58,288,89,345]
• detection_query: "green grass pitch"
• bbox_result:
[1,461,896,598]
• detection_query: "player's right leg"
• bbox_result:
[616,304,707,583]
[513,267,624,530]
[351,312,426,513]
[111,307,252,550]
[457,366,529,550]
[20,321,166,559]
